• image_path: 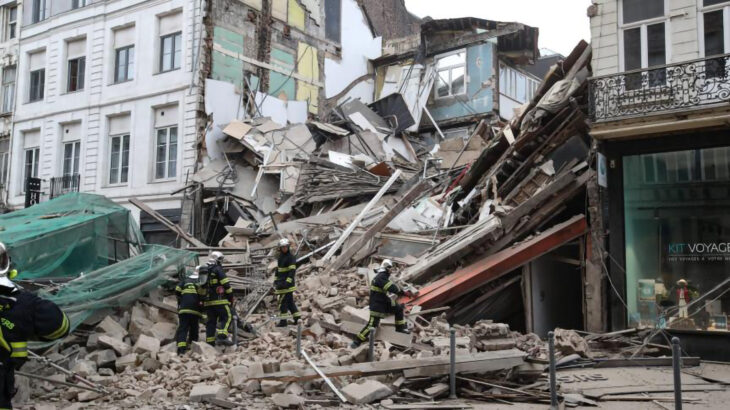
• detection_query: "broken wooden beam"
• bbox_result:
[324,179,431,275]
[250,349,525,382]
[129,197,206,247]
[403,215,587,309]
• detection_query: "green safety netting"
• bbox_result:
[37,244,197,335]
[0,193,145,280]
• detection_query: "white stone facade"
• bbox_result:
[8,0,203,220]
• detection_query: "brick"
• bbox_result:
[191,341,219,359]
[261,380,286,396]
[133,334,161,355]
[115,353,138,372]
[227,365,249,387]
[271,393,304,408]
[95,316,128,338]
[97,335,131,356]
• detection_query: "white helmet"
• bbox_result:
[209,251,224,264]
[279,238,290,247]
[381,259,393,269]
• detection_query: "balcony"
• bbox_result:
[50,174,81,199]
[589,54,730,123]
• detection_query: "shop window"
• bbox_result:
[623,147,730,332]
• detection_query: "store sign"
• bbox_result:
[667,242,730,262]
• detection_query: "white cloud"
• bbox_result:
[403,0,592,56]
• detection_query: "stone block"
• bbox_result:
[341,380,392,404]
[271,393,304,408]
[144,322,177,344]
[424,383,449,398]
[133,334,160,355]
[189,383,229,402]
[142,357,161,373]
[191,341,219,359]
[86,349,117,369]
[247,361,264,378]
[128,315,154,343]
[97,335,131,356]
[242,379,260,393]
[261,380,285,396]
[227,365,249,387]
[95,316,128,338]
[115,353,138,372]
[70,360,97,377]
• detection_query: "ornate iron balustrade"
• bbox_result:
[50,174,80,199]
[589,54,730,123]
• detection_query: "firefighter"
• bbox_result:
[274,238,300,327]
[0,242,70,409]
[203,251,234,345]
[175,265,206,355]
[351,259,411,348]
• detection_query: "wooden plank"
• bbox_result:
[129,197,206,247]
[403,215,587,309]
[324,179,431,274]
[321,170,402,262]
[252,350,526,382]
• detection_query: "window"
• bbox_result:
[23,147,39,188]
[115,46,134,83]
[499,64,540,103]
[29,69,44,102]
[2,65,14,113]
[435,50,466,98]
[72,0,88,9]
[109,134,129,184]
[325,0,341,42]
[6,6,16,40]
[701,1,730,78]
[62,141,80,178]
[32,0,46,24]
[67,57,85,92]
[0,139,9,189]
[620,0,666,88]
[155,126,177,179]
[160,32,182,72]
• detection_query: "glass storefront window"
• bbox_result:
[624,147,730,332]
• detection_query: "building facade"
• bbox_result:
[0,1,19,208]
[589,0,730,355]
[8,0,204,227]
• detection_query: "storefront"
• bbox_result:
[605,131,730,351]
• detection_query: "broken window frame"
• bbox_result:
[434,49,467,99]
[499,63,539,104]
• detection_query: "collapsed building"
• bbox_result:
[3,2,730,409]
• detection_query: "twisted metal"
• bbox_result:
[589,54,730,122]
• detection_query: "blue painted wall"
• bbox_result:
[428,42,496,123]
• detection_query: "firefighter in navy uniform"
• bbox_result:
[351,259,411,348]
[175,265,206,355]
[0,243,70,409]
[203,251,234,345]
[274,238,300,327]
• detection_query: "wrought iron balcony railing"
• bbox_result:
[50,174,81,199]
[589,54,730,123]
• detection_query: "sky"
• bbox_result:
[403,0,592,57]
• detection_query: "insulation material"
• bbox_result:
[288,0,306,30]
[255,92,308,125]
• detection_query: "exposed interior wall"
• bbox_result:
[427,42,496,124]
[324,0,381,103]
[358,0,421,41]
[529,250,584,337]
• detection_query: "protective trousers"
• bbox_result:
[0,363,15,410]
[175,313,200,351]
[357,301,405,342]
[277,292,300,322]
[205,305,232,344]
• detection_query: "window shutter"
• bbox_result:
[154,105,178,128]
[159,12,182,36]
[29,51,46,71]
[109,115,130,135]
[114,26,135,48]
[67,39,86,59]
